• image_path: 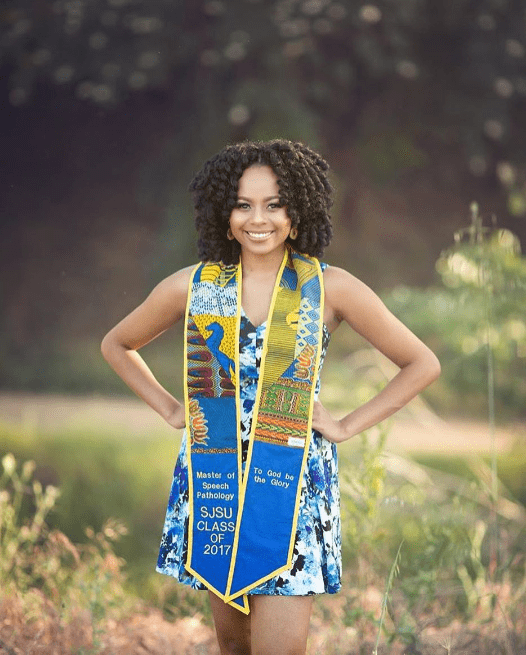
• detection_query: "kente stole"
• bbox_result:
[184,248,324,614]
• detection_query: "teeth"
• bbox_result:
[247,231,272,239]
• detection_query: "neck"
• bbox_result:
[239,246,287,277]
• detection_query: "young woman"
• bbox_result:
[101,140,440,655]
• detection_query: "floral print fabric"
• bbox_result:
[156,292,342,595]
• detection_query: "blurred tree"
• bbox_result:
[2,0,526,213]
[2,0,526,393]
[383,206,526,417]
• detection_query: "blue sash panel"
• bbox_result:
[227,442,305,598]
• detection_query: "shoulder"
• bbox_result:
[150,264,196,298]
[142,264,197,320]
[322,264,361,289]
[102,265,199,350]
[322,265,390,333]
[323,265,377,312]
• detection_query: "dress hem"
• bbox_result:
[155,566,341,596]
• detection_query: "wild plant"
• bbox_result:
[436,204,526,603]
[373,540,403,654]
[0,452,60,593]
[0,452,134,650]
[338,413,391,636]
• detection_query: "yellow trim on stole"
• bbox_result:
[288,257,325,570]
[184,263,199,589]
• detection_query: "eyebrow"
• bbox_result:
[237,195,281,202]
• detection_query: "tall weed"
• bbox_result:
[0,453,135,650]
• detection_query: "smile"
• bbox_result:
[245,231,273,239]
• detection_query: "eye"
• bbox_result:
[268,202,281,210]
[236,202,250,210]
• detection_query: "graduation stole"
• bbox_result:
[184,248,324,614]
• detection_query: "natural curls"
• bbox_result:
[189,139,334,264]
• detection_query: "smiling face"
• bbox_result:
[229,165,292,262]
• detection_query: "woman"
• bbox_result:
[101,139,440,655]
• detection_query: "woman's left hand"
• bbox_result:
[312,401,349,444]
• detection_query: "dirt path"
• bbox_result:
[0,391,520,454]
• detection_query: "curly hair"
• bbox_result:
[188,139,334,264]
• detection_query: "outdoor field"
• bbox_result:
[3,1,526,652]
[1,382,525,654]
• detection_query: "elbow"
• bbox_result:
[100,331,116,363]
[101,330,133,365]
[426,352,441,384]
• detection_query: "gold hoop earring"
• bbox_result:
[227,227,235,241]
[289,227,298,240]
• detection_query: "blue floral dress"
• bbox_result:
[157,307,342,595]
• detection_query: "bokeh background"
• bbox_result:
[2,1,526,653]
[2,0,526,396]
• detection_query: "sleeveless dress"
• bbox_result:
[156,283,342,595]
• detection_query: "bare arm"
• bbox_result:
[313,266,441,443]
[100,266,195,429]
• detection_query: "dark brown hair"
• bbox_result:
[189,139,334,263]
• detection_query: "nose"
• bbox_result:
[252,205,266,223]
